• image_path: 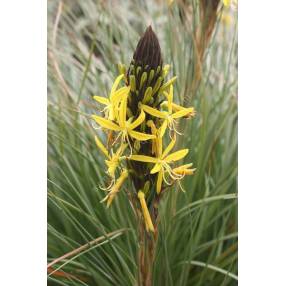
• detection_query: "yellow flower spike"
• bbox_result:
[101,169,128,207]
[93,74,130,121]
[138,191,155,232]
[130,136,190,194]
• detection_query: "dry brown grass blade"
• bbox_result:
[49,0,74,100]
[47,228,127,269]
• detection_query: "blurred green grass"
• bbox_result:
[48,1,237,285]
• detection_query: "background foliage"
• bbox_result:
[48,0,237,285]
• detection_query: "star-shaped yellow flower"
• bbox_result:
[141,84,195,137]
[93,74,130,121]
[130,135,189,194]
[94,134,126,178]
[92,95,155,146]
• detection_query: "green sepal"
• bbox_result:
[130,75,136,92]
[142,87,153,103]
[152,76,163,95]
[148,69,154,84]
[140,72,147,89]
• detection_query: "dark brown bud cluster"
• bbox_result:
[126,26,164,193]
[127,26,164,116]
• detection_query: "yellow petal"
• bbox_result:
[162,138,176,159]
[150,163,162,174]
[128,130,155,141]
[110,74,124,95]
[161,101,195,117]
[159,120,168,138]
[182,169,196,175]
[92,115,121,131]
[164,149,189,163]
[156,135,162,157]
[146,120,158,155]
[138,191,154,232]
[128,110,146,130]
[159,76,177,93]
[156,169,163,194]
[110,86,130,103]
[94,135,109,158]
[93,96,110,106]
[173,166,196,175]
[120,96,128,126]
[173,163,193,170]
[130,155,158,163]
[142,104,167,119]
[171,107,195,119]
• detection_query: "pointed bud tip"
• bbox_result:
[132,26,163,69]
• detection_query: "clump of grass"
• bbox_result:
[48,1,237,285]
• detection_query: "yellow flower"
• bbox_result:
[92,95,155,146]
[130,136,189,194]
[94,135,126,178]
[101,169,128,207]
[93,74,130,121]
[141,84,194,137]
[138,191,154,232]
